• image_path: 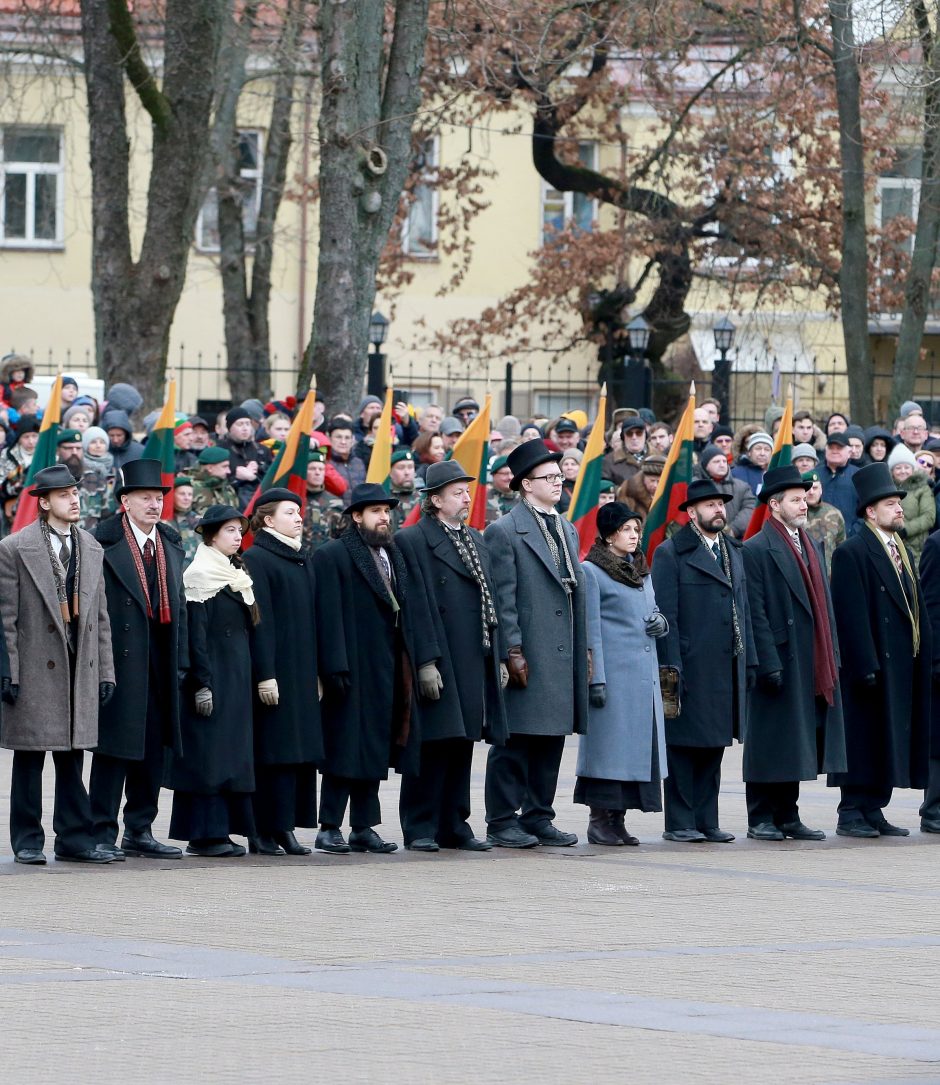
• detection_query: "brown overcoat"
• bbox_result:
[0,519,115,751]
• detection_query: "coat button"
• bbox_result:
[48,623,55,633]
[557,645,564,652]
[123,624,130,632]
[46,660,54,669]
[125,598,132,606]
[885,652,891,659]
[555,609,562,616]
[644,645,650,652]
[880,585,886,592]
[787,619,793,626]
[225,630,232,638]
[122,649,129,657]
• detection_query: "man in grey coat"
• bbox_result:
[483,440,589,848]
[0,465,116,864]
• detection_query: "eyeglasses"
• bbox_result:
[529,473,564,484]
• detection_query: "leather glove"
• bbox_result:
[418,662,444,701]
[861,672,878,688]
[1,677,18,705]
[257,678,279,706]
[328,672,351,697]
[194,687,213,716]
[645,611,668,638]
[589,683,607,708]
[759,670,784,693]
[507,646,528,689]
[499,662,509,690]
[317,676,324,701]
[99,681,115,707]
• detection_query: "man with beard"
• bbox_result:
[829,462,932,836]
[742,466,846,841]
[313,483,438,853]
[388,449,420,531]
[652,479,756,842]
[396,460,509,851]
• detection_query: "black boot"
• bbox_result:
[274,830,312,856]
[611,811,639,846]
[587,809,624,846]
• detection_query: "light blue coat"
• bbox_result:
[577,561,667,781]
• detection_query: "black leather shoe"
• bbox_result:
[315,828,351,854]
[701,827,735,843]
[248,836,285,856]
[486,825,539,848]
[405,838,440,852]
[746,823,785,841]
[779,820,826,841]
[274,831,312,856]
[457,837,493,851]
[186,839,247,857]
[921,817,940,834]
[121,831,183,859]
[14,849,46,865]
[55,848,114,864]
[96,843,126,861]
[836,822,880,838]
[348,828,398,854]
[662,829,706,842]
[865,812,910,837]
[530,823,578,847]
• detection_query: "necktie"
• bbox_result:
[711,541,721,563]
[143,538,155,569]
[57,533,70,566]
[792,532,803,557]
[888,538,904,578]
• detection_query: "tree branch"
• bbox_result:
[106,0,173,135]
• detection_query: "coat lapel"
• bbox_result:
[862,527,912,619]
[18,524,64,627]
[765,528,812,614]
[421,518,475,581]
[687,542,731,586]
[103,533,149,613]
[513,504,565,584]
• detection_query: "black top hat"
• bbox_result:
[28,464,80,496]
[195,504,249,534]
[678,478,734,512]
[113,458,170,499]
[853,461,905,517]
[420,459,475,492]
[254,486,302,509]
[345,482,400,513]
[758,464,812,504]
[507,440,563,491]
[596,501,643,537]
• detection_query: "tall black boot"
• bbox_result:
[587,808,625,846]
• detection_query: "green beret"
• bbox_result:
[174,476,194,488]
[198,446,230,465]
[391,449,415,465]
[308,449,326,465]
[802,469,820,484]
[56,429,82,445]
[490,455,510,474]
[599,479,615,493]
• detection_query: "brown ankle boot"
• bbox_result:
[587,809,625,846]
[612,811,639,846]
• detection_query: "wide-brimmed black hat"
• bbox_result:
[677,478,734,512]
[345,482,399,513]
[195,504,249,534]
[253,486,302,509]
[113,458,170,499]
[420,459,475,492]
[28,464,80,496]
[758,464,813,504]
[507,439,562,491]
[596,501,643,538]
[853,461,905,517]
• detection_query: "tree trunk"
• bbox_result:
[828,0,875,425]
[298,0,431,414]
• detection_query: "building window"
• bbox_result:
[540,141,598,244]
[0,126,64,248]
[534,391,597,419]
[876,147,925,311]
[402,137,439,258]
[196,130,263,252]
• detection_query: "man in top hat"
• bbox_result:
[741,466,846,841]
[388,448,420,531]
[0,466,116,864]
[395,461,509,851]
[829,462,932,836]
[482,440,588,848]
[89,459,188,859]
[313,482,438,853]
[652,478,756,842]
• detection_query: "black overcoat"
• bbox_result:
[918,532,940,755]
[313,527,438,780]
[242,530,324,765]
[651,524,756,747]
[167,588,254,793]
[830,527,932,788]
[94,515,187,760]
[742,524,847,781]
[396,516,508,746]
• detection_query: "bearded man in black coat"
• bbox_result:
[396,461,509,852]
[830,462,932,837]
[312,483,439,854]
[917,531,940,832]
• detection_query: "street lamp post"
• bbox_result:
[619,313,651,410]
[367,311,389,397]
[712,316,736,424]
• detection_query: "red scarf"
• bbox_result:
[121,513,172,624]
[767,517,837,705]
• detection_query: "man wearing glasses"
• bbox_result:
[901,416,928,457]
[483,440,589,848]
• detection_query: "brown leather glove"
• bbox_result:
[507,646,528,689]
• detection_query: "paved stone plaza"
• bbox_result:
[1,740,939,1084]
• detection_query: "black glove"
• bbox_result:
[1,676,18,705]
[759,670,784,693]
[99,681,115,707]
[589,683,607,708]
[861,672,878,688]
[328,672,352,697]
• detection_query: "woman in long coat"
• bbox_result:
[242,488,324,856]
[577,502,668,845]
[167,505,258,857]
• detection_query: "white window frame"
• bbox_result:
[875,150,923,314]
[0,125,65,249]
[195,129,264,254]
[402,136,439,259]
[534,390,598,419]
[539,140,598,246]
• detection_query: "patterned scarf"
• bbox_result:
[865,521,921,655]
[121,513,172,624]
[439,520,498,649]
[523,498,579,594]
[690,521,744,657]
[40,517,80,624]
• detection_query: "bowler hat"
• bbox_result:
[254,486,302,509]
[853,461,905,517]
[757,464,812,504]
[677,478,734,512]
[345,482,399,513]
[195,504,249,534]
[114,458,170,499]
[507,439,562,491]
[420,459,475,492]
[28,464,79,496]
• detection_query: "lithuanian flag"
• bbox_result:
[142,377,177,519]
[451,393,491,529]
[566,386,606,559]
[642,383,696,562]
[743,394,793,539]
[365,387,395,487]
[247,387,317,518]
[12,372,64,532]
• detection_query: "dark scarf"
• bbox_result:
[340,524,408,611]
[40,517,80,623]
[438,520,498,649]
[767,516,837,705]
[585,540,648,589]
[121,513,172,623]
